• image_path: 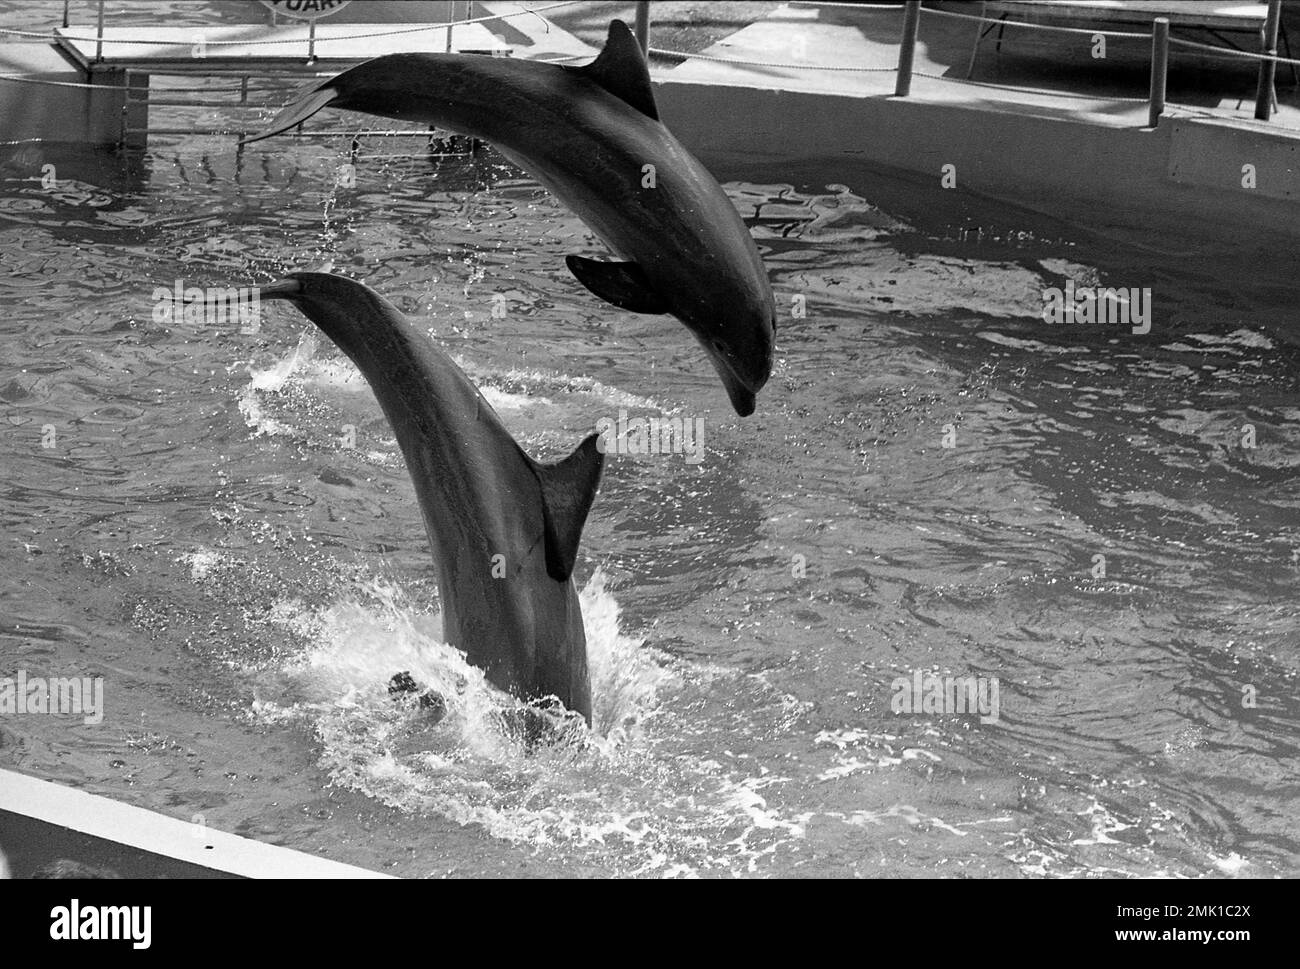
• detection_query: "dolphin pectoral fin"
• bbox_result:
[532,434,605,583]
[565,256,669,315]
[568,20,660,121]
[239,86,339,145]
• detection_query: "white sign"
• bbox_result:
[259,0,353,20]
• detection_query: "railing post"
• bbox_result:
[1148,17,1169,128]
[634,1,650,55]
[1255,0,1282,121]
[95,0,105,62]
[895,0,922,97]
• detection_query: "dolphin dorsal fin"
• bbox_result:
[573,20,659,121]
[533,434,605,582]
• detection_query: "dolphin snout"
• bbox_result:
[707,337,766,417]
[728,383,757,418]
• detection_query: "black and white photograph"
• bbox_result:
[0,0,1292,927]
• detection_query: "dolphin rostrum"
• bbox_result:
[258,272,602,723]
[242,20,776,417]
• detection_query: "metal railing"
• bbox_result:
[1258,0,1283,119]
[8,0,1300,136]
[635,0,1297,128]
[1,1,582,147]
[1150,17,1169,127]
[634,1,649,55]
[28,0,590,63]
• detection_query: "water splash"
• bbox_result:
[242,566,685,846]
[236,330,320,437]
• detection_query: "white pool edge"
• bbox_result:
[0,768,395,879]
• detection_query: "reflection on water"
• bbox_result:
[2,79,1299,877]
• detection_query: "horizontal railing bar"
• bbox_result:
[133,98,289,107]
[125,128,460,138]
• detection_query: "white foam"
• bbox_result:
[816,756,879,780]
[814,727,898,748]
[241,569,684,842]
[457,357,665,413]
[479,385,550,412]
[1069,798,1136,846]
[1184,329,1275,351]
[237,332,320,438]
[180,548,222,582]
[843,803,970,837]
[248,330,319,393]
[299,356,368,392]
[1211,852,1250,874]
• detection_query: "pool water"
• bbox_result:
[2,4,1299,880]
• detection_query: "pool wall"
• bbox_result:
[0,42,135,145]
[655,79,1300,246]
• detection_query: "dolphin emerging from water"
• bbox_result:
[257,271,602,723]
[241,20,776,416]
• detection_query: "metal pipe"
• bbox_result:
[895,1,922,97]
[1148,17,1169,128]
[133,98,250,107]
[61,0,69,29]
[308,19,316,62]
[1255,0,1282,120]
[95,0,105,63]
[127,128,456,138]
[635,1,650,55]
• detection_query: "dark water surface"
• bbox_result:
[1,0,1298,878]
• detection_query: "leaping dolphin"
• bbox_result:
[241,20,776,417]
[257,272,602,723]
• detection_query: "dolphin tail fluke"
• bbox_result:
[239,85,339,145]
[532,434,605,582]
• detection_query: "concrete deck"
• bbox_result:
[660,2,1300,131]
